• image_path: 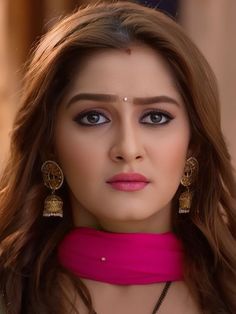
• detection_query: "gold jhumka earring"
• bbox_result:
[41,160,64,217]
[179,157,198,214]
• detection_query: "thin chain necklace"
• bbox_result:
[93,281,171,314]
[151,282,171,314]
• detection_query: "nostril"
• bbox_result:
[116,156,123,160]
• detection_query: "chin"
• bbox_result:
[107,209,159,221]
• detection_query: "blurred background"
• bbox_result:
[0,0,236,171]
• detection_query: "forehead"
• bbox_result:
[64,43,181,102]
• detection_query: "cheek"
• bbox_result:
[149,127,190,178]
[54,124,103,183]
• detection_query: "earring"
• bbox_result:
[179,157,198,214]
[41,160,64,217]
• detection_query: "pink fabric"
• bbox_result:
[58,227,183,285]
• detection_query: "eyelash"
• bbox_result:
[73,109,174,127]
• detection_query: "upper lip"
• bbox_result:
[107,172,149,183]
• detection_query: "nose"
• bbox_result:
[109,120,145,163]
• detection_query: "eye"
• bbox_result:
[140,110,173,125]
[73,110,110,126]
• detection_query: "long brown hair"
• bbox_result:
[0,2,236,313]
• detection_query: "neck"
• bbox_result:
[72,202,172,234]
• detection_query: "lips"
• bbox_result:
[106,173,149,191]
[107,173,149,183]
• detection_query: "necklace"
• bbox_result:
[92,281,172,314]
[151,281,171,314]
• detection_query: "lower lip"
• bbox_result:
[108,181,149,191]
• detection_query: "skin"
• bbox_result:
[55,43,201,313]
[55,43,191,234]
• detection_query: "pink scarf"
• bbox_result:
[58,227,183,285]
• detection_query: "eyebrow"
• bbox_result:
[66,93,180,108]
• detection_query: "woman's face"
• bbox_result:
[54,43,191,233]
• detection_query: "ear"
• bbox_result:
[39,146,57,163]
[187,138,201,159]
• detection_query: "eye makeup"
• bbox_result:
[73,108,174,127]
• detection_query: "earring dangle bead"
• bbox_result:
[41,160,64,217]
[179,157,198,214]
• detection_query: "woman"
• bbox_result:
[0,1,236,313]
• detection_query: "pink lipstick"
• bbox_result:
[107,173,149,191]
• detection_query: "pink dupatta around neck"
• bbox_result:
[58,227,183,285]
